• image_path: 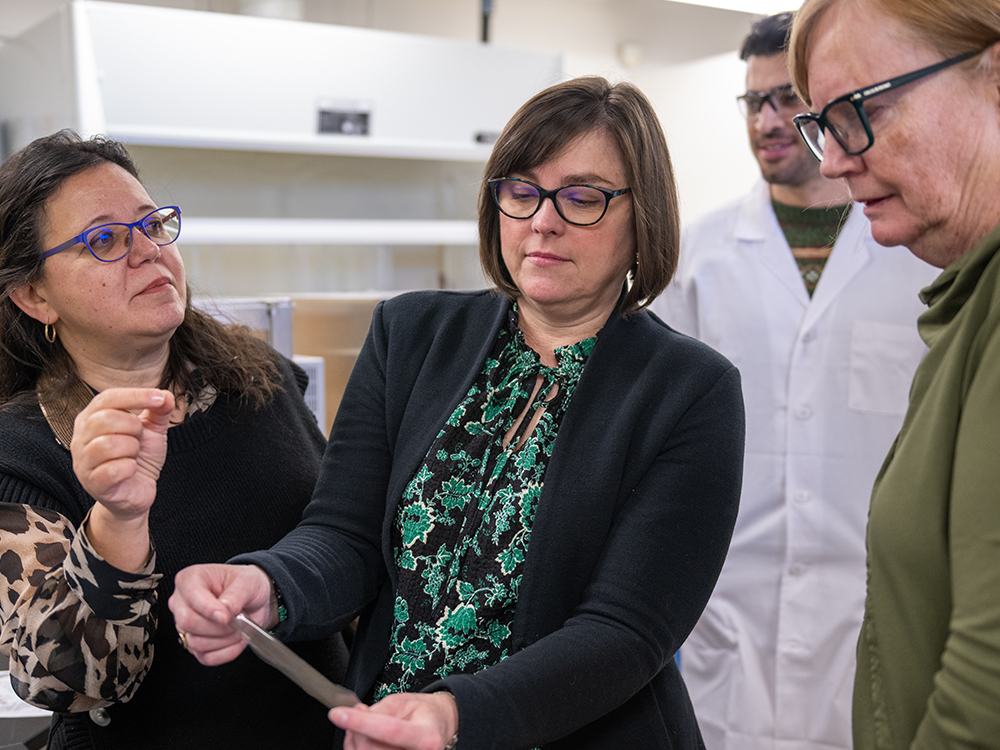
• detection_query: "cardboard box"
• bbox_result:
[291,294,388,435]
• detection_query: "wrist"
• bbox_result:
[84,506,151,572]
[267,578,288,632]
[433,690,459,749]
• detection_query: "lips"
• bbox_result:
[526,252,567,265]
[139,277,173,295]
[854,193,892,211]
[755,139,795,159]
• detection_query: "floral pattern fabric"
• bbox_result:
[373,309,595,699]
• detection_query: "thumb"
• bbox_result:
[143,389,175,429]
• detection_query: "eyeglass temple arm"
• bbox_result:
[40,234,86,260]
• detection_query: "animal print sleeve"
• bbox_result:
[0,504,161,712]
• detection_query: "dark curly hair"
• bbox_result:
[0,130,282,408]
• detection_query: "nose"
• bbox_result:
[127,226,162,266]
[819,137,863,181]
[752,101,786,132]
[530,194,565,233]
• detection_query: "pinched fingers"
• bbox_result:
[170,564,276,665]
[71,388,174,511]
[331,692,458,750]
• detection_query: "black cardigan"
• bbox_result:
[234,290,745,749]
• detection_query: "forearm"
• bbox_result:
[85,503,152,573]
[1,504,160,711]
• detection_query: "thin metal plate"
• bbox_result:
[233,613,361,709]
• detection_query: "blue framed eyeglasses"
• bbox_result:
[488,177,631,226]
[42,206,182,262]
[793,49,983,160]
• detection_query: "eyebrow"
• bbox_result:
[518,170,614,186]
[81,204,159,228]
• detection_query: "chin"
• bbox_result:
[867,212,920,248]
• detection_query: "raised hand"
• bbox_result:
[70,387,174,571]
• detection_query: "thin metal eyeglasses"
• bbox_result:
[736,83,803,118]
[793,49,983,161]
[488,177,632,227]
[42,206,182,262]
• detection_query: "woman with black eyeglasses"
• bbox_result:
[788,1,1000,748]
[0,130,347,749]
[169,76,744,750]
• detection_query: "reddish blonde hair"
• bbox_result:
[789,0,1000,105]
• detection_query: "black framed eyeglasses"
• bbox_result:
[736,83,803,118]
[42,206,182,262]
[488,177,631,227]
[793,49,983,161]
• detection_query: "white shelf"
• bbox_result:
[112,125,496,162]
[181,218,478,246]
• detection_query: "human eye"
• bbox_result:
[561,186,603,207]
[742,93,764,113]
[85,224,127,259]
[88,227,116,251]
[506,181,538,203]
[144,217,166,238]
[777,87,802,108]
[859,99,886,124]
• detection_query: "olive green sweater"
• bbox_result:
[854,219,1000,749]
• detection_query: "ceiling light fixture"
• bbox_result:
[665,0,803,15]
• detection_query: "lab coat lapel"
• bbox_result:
[800,205,873,332]
[735,181,810,308]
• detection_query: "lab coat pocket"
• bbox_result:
[681,605,740,739]
[848,320,926,416]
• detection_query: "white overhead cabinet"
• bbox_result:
[0,1,563,294]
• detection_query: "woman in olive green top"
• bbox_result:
[788,0,1000,747]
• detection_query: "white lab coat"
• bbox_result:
[651,180,939,750]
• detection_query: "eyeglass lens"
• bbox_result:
[738,85,801,117]
[86,208,181,261]
[800,100,870,158]
[493,180,611,225]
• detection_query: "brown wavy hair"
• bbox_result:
[0,130,282,408]
[478,76,680,315]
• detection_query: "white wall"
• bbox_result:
[0,0,767,294]
[636,52,758,224]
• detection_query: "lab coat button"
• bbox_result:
[794,490,810,504]
[795,405,813,419]
[789,563,807,576]
[802,329,816,342]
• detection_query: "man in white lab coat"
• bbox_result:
[651,12,937,750]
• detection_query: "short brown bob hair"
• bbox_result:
[478,76,679,315]
[789,0,1000,106]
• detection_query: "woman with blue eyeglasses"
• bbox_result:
[169,76,744,750]
[789,1,1000,748]
[0,130,347,750]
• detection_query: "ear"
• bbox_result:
[9,282,55,325]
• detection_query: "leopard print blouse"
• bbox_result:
[0,503,159,712]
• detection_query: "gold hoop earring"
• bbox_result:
[44,323,56,344]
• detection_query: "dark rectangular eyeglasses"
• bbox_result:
[793,49,983,161]
[488,177,631,227]
[736,83,802,118]
[42,206,182,262]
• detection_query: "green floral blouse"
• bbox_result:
[373,308,596,699]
